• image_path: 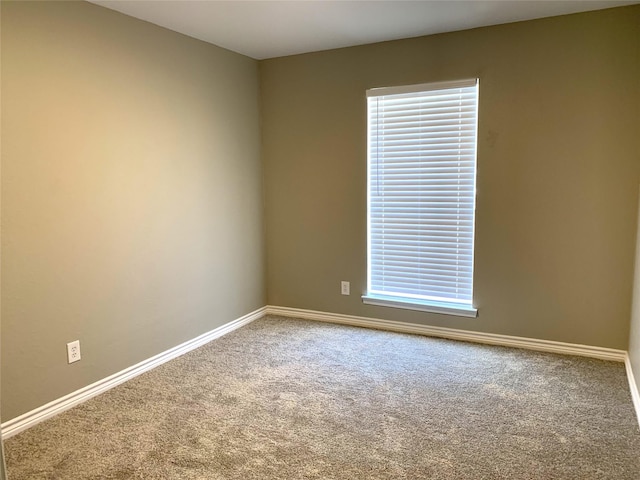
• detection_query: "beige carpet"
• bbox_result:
[4,315,640,479]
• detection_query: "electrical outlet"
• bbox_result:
[67,340,81,364]
[341,281,350,295]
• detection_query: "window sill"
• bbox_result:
[362,294,478,318]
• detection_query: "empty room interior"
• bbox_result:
[1,0,640,478]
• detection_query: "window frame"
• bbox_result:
[362,79,479,318]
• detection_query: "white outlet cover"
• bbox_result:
[341,281,350,295]
[67,340,81,364]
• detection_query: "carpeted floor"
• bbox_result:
[4,315,640,479]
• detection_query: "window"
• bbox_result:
[363,79,479,317]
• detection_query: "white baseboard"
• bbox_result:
[624,355,640,429]
[4,304,635,439]
[265,305,627,362]
[1,307,265,439]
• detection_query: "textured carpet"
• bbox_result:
[4,316,640,479]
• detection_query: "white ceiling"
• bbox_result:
[89,1,637,60]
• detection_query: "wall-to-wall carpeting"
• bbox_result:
[4,317,639,479]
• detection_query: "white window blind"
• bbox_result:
[364,79,478,317]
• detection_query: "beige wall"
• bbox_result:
[261,6,640,349]
[627,8,640,408]
[630,188,640,395]
[1,1,264,420]
[0,3,6,475]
